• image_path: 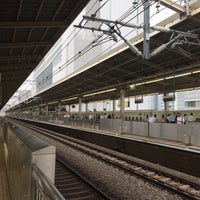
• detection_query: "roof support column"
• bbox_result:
[112,99,116,114]
[31,106,34,118]
[78,96,82,119]
[164,93,169,121]
[68,104,71,114]
[46,103,48,117]
[58,101,61,116]
[85,102,89,112]
[120,89,125,119]
[38,105,41,116]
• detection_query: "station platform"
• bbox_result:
[0,139,10,200]
[77,124,200,153]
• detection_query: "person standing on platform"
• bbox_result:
[166,114,170,123]
[176,112,185,124]
[148,112,156,123]
[169,112,176,123]
[188,113,194,122]
[183,114,187,124]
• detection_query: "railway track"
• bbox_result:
[55,159,108,200]
[8,119,200,200]
[7,118,110,200]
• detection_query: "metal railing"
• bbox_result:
[31,164,65,200]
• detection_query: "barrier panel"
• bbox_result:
[0,119,59,200]
[99,119,200,146]
[31,164,65,200]
[11,116,200,147]
[131,121,149,136]
[100,118,123,133]
[149,122,199,145]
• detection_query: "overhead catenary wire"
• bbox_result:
[22,0,185,99]
[35,1,147,87]
[21,0,110,93]
[39,0,180,85]
[31,1,162,91]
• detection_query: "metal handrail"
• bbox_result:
[31,164,65,200]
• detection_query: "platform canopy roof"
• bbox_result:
[6,1,200,111]
[0,0,90,109]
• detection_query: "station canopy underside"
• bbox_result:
[0,0,90,109]
[4,2,200,110]
[18,10,200,109]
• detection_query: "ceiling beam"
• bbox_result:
[0,63,35,71]
[0,54,43,61]
[0,21,67,28]
[0,41,52,48]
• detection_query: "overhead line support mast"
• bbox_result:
[75,0,199,60]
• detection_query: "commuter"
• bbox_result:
[100,113,104,119]
[148,112,156,123]
[103,113,107,118]
[176,112,185,124]
[89,113,93,120]
[169,112,176,123]
[188,113,194,122]
[111,114,115,119]
[166,114,170,123]
[183,114,187,124]
[154,114,158,122]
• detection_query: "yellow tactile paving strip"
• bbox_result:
[0,141,10,200]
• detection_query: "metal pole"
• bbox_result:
[143,0,150,59]
[185,0,190,16]
[120,89,125,119]
[78,96,82,119]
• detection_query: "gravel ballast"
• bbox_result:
[32,131,187,200]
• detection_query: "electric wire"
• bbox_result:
[35,1,146,89]
[30,1,167,93]
[31,1,171,86]
[32,1,156,95]
[19,0,185,102]
[18,0,110,95]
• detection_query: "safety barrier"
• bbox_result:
[31,164,65,200]
[100,119,200,146]
[9,115,200,147]
[0,118,64,200]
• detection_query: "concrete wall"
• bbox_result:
[0,119,56,200]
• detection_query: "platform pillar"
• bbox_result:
[120,89,125,119]
[112,99,116,114]
[78,97,82,119]
[46,103,48,116]
[58,101,61,116]
[85,102,88,112]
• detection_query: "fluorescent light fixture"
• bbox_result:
[165,73,191,80]
[129,85,135,89]
[129,78,163,88]
[129,71,192,88]
[83,88,116,97]
[130,81,148,87]
[174,72,191,78]
[176,88,193,92]
[61,97,78,102]
[165,76,174,80]
[48,101,58,105]
[192,70,200,74]
[135,82,144,86]
[145,78,163,84]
